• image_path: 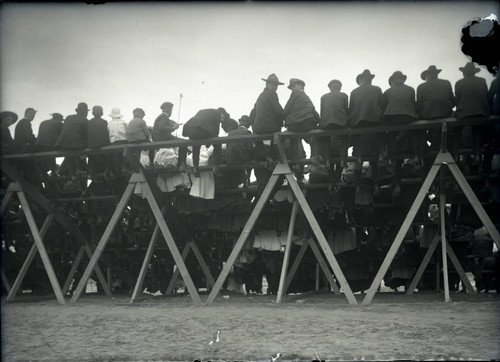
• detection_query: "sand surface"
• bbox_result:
[2,291,500,361]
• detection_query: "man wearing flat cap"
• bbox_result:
[0,111,18,156]
[153,101,187,171]
[56,102,89,176]
[416,65,455,152]
[452,62,490,167]
[249,74,285,194]
[36,112,64,175]
[348,69,384,195]
[319,79,349,184]
[13,107,41,185]
[284,77,319,183]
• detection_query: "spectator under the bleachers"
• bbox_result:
[107,107,128,178]
[126,107,151,171]
[319,79,349,186]
[416,65,455,152]
[153,102,188,172]
[55,102,89,176]
[182,107,226,177]
[87,106,110,179]
[348,69,384,195]
[36,112,64,175]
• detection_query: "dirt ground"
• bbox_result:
[2,291,500,362]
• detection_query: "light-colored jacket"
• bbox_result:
[108,118,128,143]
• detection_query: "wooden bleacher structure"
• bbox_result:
[1,116,499,305]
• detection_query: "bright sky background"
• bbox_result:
[1,1,499,137]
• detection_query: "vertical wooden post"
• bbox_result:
[130,222,161,303]
[276,201,299,303]
[284,239,310,291]
[439,168,450,302]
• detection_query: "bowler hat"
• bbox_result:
[356,69,376,85]
[287,78,306,89]
[109,107,123,118]
[0,111,18,125]
[421,65,442,80]
[261,73,284,85]
[161,102,174,110]
[50,113,64,121]
[75,102,89,112]
[238,115,251,126]
[388,71,407,86]
[459,62,481,75]
[328,79,342,88]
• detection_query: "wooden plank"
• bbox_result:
[1,163,111,296]
[141,179,202,304]
[165,241,191,295]
[406,234,440,295]
[7,214,54,301]
[0,185,16,214]
[70,182,136,303]
[285,172,357,305]
[439,168,451,303]
[446,242,475,293]
[447,159,500,250]
[307,238,341,294]
[284,239,310,292]
[62,246,85,295]
[130,222,161,303]
[189,240,216,289]
[206,173,282,304]
[362,160,441,305]
[17,192,65,305]
[276,201,299,303]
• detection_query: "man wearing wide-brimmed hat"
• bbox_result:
[452,62,491,169]
[283,77,319,183]
[36,112,64,175]
[382,71,421,197]
[249,73,285,194]
[0,111,18,155]
[348,69,384,195]
[56,102,90,176]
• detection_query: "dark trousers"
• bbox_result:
[183,127,221,168]
[287,120,317,180]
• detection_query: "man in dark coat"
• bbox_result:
[182,107,225,176]
[319,79,349,184]
[55,102,89,176]
[416,65,455,151]
[452,62,491,165]
[249,74,285,194]
[284,78,319,183]
[13,107,41,185]
[153,102,187,171]
[36,112,64,174]
[0,111,17,156]
[348,69,384,194]
[225,115,254,188]
[87,106,110,179]
[382,71,420,197]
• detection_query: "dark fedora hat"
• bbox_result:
[0,111,18,125]
[287,78,306,89]
[238,115,251,126]
[420,65,442,80]
[75,102,89,112]
[459,62,481,75]
[328,79,342,88]
[356,69,375,85]
[388,71,407,86]
[261,73,284,85]
[161,102,174,110]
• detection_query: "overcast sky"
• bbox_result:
[1,1,498,136]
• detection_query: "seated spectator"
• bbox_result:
[126,107,151,170]
[226,115,254,188]
[0,111,18,156]
[107,107,128,178]
[13,107,41,185]
[87,106,110,179]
